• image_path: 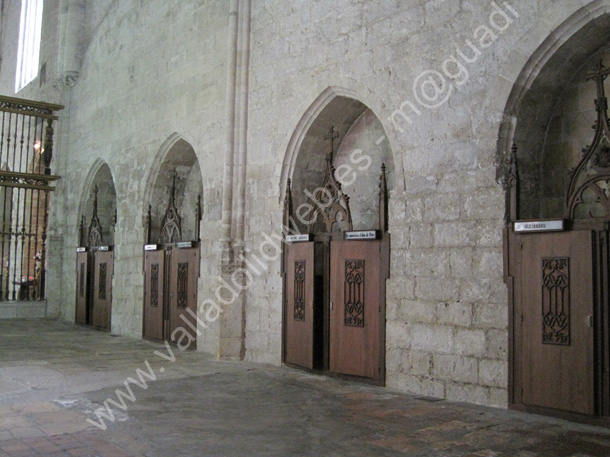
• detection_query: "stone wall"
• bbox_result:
[1,0,608,409]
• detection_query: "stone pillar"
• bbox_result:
[217,0,251,359]
[54,0,85,89]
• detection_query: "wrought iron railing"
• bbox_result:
[0,95,63,300]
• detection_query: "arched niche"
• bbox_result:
[80,162,117,246]
[288,91,395,231]
[499,9,610,219]
[148,138,202,243]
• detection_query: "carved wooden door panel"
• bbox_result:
[519,231,595,414]
[75,251,89,325]
[329,240,381,380]
[143,249,165,341]
[168,247,199,344]
[284,242,315,369]
[91,250,113,330]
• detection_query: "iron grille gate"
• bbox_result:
[0,95,63,301]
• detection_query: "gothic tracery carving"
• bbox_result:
[566,61,610,220]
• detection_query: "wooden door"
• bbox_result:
[75,251,89,325]
[91,250,113,330]
[329,240,382,380]
[519,231,595,414]
[168,247,199,344]
[284,242,315,369]
[143,249,165,341]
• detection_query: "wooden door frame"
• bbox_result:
[281,231,389,385]
[142,242,201,345]
[506,222,610,425]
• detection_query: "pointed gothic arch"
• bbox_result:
[495,3,610,219]
[141,134,202,345]
[144,135,203,243]
[501,3,610,424]
[281,87,396,232]
[79,161,117,246]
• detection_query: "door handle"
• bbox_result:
[587,315,594,327]
[330,301,334,311]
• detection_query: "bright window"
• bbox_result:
[15,0,44,93]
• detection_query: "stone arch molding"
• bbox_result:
[493,0,610,165]
[489,0,610,220]
[280,86,405,201]
[144,133,203,243]
[78,159,117,246]
[142,132,201,210]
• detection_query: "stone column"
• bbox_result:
[54,0,85,89]
[217,0,251,359]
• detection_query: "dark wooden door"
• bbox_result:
[91,250,113,330]
[75,251,89,325]
[519,231,595,414]
[168,247,200,344]
[329,240,382,380]
[143,249,165,341]
[284,242,315,369]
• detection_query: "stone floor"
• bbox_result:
[1,320,610,457]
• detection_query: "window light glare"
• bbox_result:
[15,0,44,93]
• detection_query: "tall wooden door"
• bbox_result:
[143,249,165,341]
[284,242,315,369]
[75,251,89,325]
[168,247,200,343]
[91,250,113,330]
[329,240,382,380]
[518,231,595,414]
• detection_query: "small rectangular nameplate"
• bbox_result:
[176,241,194,249]
[285,234,311,243]
[76,247,86,252]
[345,230,379,240]
[98,246,110,251]
[514,220,564,233]
[144,244,158,251]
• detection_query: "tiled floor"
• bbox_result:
[1,319,610,456]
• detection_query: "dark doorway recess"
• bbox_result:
[506,62,610,425]
[76,184,115,331]
[282,128,390,385]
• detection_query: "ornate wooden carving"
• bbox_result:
[308,127,353,234]
[150,263,159,307]
[79,215,86,247]
[144,204,152,244]
[379,163,389,232]
[542,257,570,346]
[177,262,188,308]
[293,260,305,321]
[505,143,519,223]
[79,262,85,298]
[98,262,107,300]
[195,194,202,242]
[566,61,610,220]
[283,178,296,232]
[344,259,365,327]
[159,173,182,244]
[87,186,103,247]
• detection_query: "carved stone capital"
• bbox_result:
[54,71,80,89]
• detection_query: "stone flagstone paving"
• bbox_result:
[1,319,609,456]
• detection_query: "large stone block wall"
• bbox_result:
[61,0,230,338]
[1,0,607,408]
[243,0,595,407]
